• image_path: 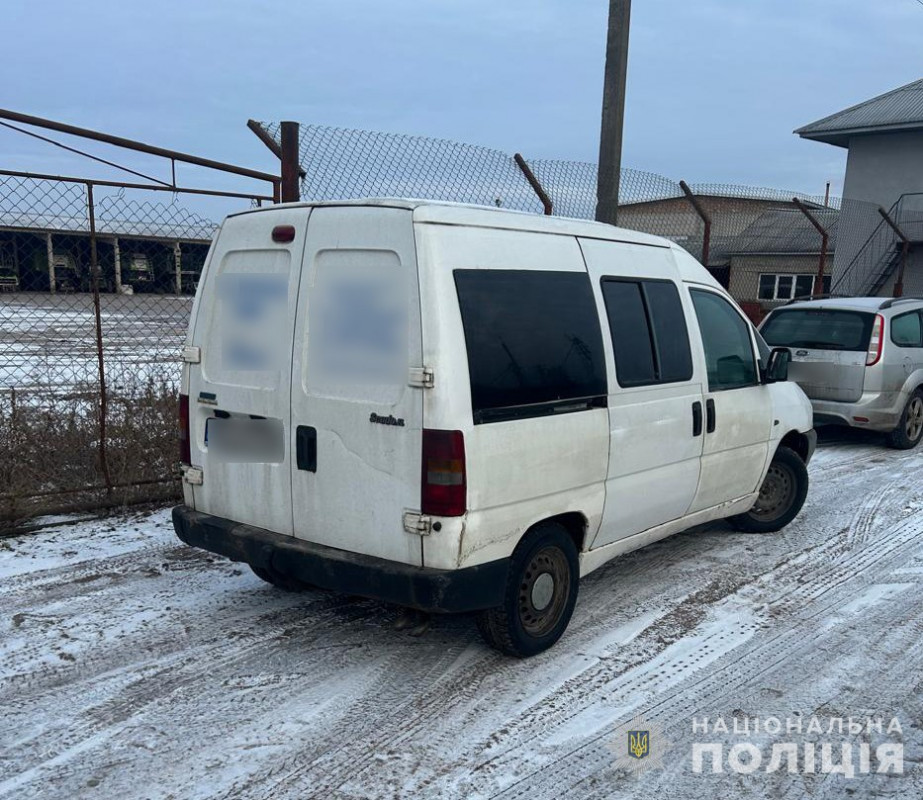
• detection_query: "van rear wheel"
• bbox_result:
[476,522,579,658]
[729,446,808,533]
[887,391,923,450]
[250,564,311,592]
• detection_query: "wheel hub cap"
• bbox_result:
[518,546,570,637]
[531,573,555,611]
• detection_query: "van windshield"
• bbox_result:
[760,308,874,351]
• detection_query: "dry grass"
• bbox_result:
[0,375,181,527]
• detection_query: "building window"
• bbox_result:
[757,273,829,301]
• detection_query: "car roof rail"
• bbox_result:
[879,296,923,310]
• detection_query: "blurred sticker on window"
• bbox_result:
[217,273,288,371]
[307,253,408,400]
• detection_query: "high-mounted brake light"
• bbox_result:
[179,393,191,464]
[866,314,884,366]
[272,224,296,243]
[421,429,466,517]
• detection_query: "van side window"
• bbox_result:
[453,270,607,424]
[690,289,758,391]
[600,278,693,387]
[890,311,923,348]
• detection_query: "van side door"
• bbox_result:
[580,238,704,547]
[686,286,772,512]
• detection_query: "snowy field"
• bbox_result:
[0,293,190,390]
[2,429,922,799]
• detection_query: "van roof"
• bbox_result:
[229,198,672,250]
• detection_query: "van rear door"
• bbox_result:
[186,207,309,536]
[290,206,423,566]
[760,308,875,402]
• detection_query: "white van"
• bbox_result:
[173,200,815,657]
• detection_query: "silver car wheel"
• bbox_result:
[905,397,923,442]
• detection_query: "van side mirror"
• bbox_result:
[764,347,791,383]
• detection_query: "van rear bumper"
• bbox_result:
[171,505,508,613]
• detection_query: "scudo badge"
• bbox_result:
[370,412,405,427]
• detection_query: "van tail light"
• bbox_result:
[866,314,884,366]
[421,429,466,517]
[179,393,191,464]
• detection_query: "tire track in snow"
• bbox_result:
[480,508,923,799]
[0,588,396,795]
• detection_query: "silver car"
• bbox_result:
[759,297,923,449]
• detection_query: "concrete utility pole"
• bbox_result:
[595,0,631,226]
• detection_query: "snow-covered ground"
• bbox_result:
[2,430,922,799]
[0,293,189,390]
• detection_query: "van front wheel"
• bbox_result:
[729,446,808,533]
[476,522,579,658]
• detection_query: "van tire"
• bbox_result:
[250,564,310,592]
[729,446,808,533]
[887,390,923,450]
[476,522,579,658]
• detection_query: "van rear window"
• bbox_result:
[760,309,874,351]
[454,270,607,424]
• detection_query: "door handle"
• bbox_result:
[706,398,716,433]
[692,401,703,437]
[296,425,317,472]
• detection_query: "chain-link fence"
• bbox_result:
[0,173,266,528]
[3,121,915,527]
[257,121,915,324]
[256,121,923,323]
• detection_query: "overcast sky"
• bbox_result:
[3,0,921,213]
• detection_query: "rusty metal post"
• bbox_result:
[878,206,911,297]
[679,181,711,266]
[247,119,298,205]
[0,108,280,185]
[793,198,830,297]
[86,183,112,496]
[514,154,553,215]
[5,387,17,523]
[280,121,301,203]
